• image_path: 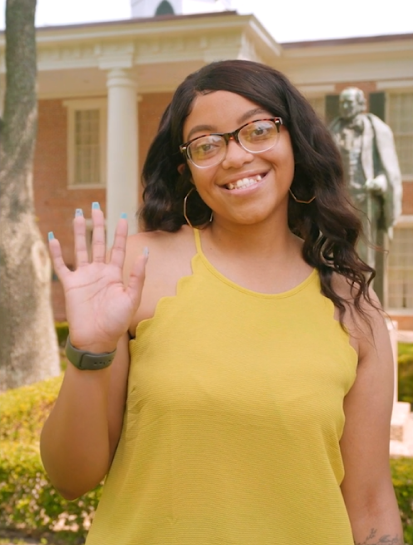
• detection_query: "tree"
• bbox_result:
[0,0,60,390]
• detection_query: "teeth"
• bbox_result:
[226,175,262,190]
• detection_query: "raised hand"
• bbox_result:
[48,204,147,354]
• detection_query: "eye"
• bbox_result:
[243,121,276,142]
[190,136,223,158]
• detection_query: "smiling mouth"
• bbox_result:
[225,174,263,190]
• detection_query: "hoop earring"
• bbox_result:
[183,187,213,229]
[289,189,316,204]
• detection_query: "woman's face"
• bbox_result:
[182,90,295,229]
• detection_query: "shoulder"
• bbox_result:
[330,273,389,361]
[124,226,196,333]
[124,226,194,272]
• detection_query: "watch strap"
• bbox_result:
[65,336,117,370]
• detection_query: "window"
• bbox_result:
[387,221,413,310]
[306,96,326,123]
[64,99,107,187]
[387,92,413,179]
[155,1,174,15]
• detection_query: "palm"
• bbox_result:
[49,208,146,352]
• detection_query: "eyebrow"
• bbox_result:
[186,107,270,141]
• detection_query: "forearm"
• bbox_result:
[350,494,403,545]
[40,364,112,500]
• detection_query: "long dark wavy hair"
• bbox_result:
[140,59,375,322]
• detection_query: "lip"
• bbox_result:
[219,171,269,193]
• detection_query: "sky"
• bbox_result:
[0,0,412,43]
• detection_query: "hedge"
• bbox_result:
[0,376,102,542]
[0,441,101,534]
[399,343,413,406]
[0,339,412,543]
[391,457,413,544]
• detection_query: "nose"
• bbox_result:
[221,137,253,169]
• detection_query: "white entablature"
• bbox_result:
[0,13,281,97]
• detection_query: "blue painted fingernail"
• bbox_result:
[75,208,83,217]
[143,247,149,258]
[120,212,127,219]
[92,202,100,210]
[48,232,54,241]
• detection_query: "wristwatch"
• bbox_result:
[65,336,117,370]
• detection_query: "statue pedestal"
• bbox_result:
[388,320,413,457]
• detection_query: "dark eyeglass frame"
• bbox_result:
[179,117,284,166]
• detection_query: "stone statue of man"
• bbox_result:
[329,88,403,273]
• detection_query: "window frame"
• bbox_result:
[386,215,413,314]
[63,98,107,189]
[386,90,413,181]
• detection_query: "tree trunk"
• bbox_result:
[0,0,60,391]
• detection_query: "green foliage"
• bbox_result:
[398,343,413,405]
[0,377,62,443]
[0,375,101,542]
[55,322,69,348]
[390,457,413,544]
[0,442,101,538]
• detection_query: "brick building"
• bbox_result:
[0,7,412,328]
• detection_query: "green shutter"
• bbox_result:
[325,95,340,125]
[369,92,386,121]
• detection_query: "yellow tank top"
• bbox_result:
[86,229,357,545]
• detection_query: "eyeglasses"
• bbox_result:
[179,117,283,168]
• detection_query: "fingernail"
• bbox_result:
[48,232,54,241]
[75,208,83,217]
[92,202,100,210]
[143,247,149,258]
[120,212,127,219]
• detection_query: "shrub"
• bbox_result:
[0,377,62,444]
[390,457,413,544]
[0,375,102,542]
[55,322,69,348]
[398,343,413,406]
[0,442,101,537]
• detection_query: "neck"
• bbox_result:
[205,215,300,260]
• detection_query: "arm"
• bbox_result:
[40,206,147,500]
[340,297,403,544]
[40,333,130,500]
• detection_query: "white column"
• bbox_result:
[106,68,138,246]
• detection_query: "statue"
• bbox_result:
[329,87,403,301]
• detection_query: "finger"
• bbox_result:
[109,215,129,269]
[48,234,71,284]
[91,204,106,263]
[73,209,89,268]
[125,249,148,303]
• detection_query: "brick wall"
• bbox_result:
[402,181,413,215]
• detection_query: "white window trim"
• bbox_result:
[386,215,413,315]
[385,90,413,182]
[63,98,107,189]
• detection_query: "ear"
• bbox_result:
[177,163,186,175]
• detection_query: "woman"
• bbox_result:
[41,60,403,545]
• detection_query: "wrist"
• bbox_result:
[65,336,117,371]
